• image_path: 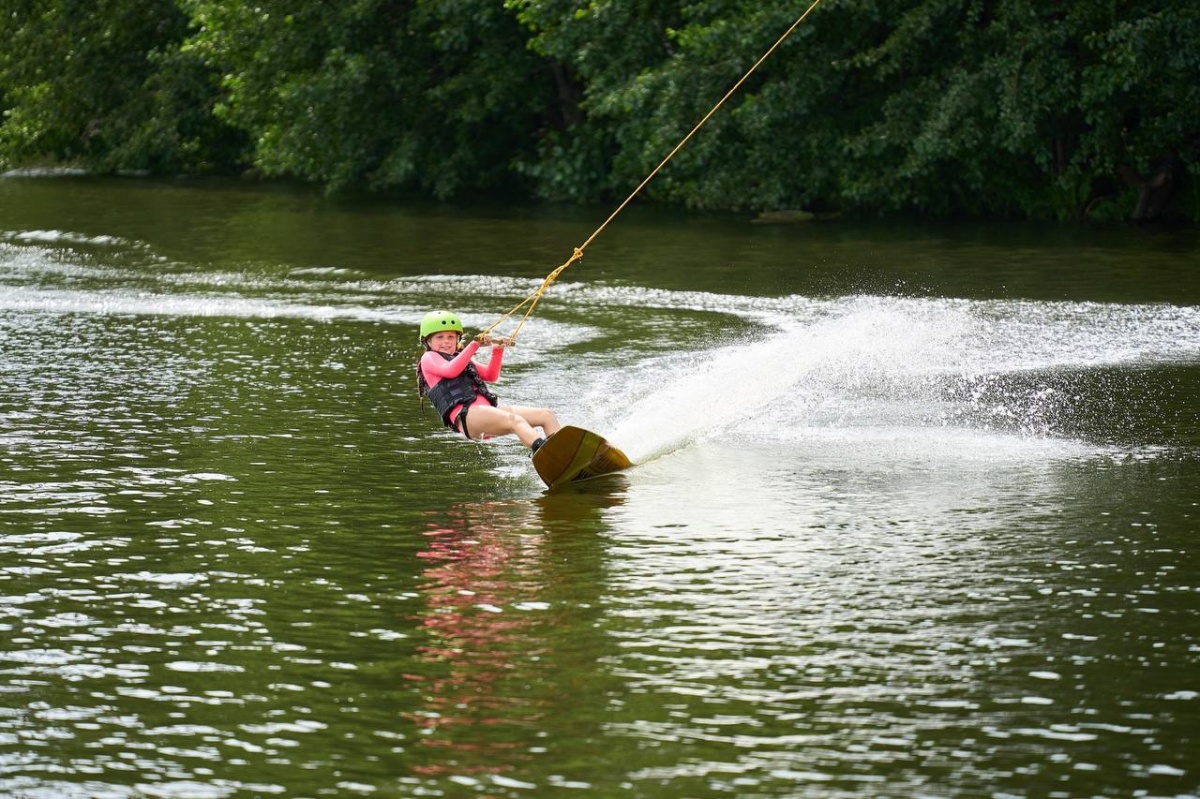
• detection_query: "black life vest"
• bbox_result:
[423,352,499,428]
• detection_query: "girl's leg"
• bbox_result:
[460,404,561,447]
[506,405,561,438]
[461,404,541,447]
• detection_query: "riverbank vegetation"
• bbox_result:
[1,0,1196,222]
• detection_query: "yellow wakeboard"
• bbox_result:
[532,425,632,488]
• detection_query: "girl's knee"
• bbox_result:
[501,408,528,433]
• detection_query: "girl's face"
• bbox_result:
[427,330,460,354]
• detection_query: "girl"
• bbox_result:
[416,310,560,453]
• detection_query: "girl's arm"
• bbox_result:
[473,346,505,382]
[420,340,479,380]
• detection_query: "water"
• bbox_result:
[1,175,1198,798]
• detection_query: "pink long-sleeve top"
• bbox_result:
[419,340,504,426]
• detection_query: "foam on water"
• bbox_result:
[1,229,138,248]
[0,237,591,338]
[595,295,1198,463]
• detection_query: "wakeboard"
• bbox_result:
[532,425,632,488]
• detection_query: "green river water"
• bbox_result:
[1,174,1198,798]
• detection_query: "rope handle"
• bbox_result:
[483,0,824,344]
[474,333,515,347]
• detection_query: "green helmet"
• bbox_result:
[419,310,464,342]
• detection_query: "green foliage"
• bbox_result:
[505,0,687,201]
[0,0,244,174]
[182,0,556,195]
[1,0,1196,220]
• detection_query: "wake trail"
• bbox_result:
[583,296,1198,463]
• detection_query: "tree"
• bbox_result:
[513,0,1197,220]
[1,0,1195,220]
[182,0,557,196]
[0,0,243,174]
[505,0,686,202]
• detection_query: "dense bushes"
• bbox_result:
[2,0,1196,220]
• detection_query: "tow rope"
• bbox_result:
[480,0,825,344]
